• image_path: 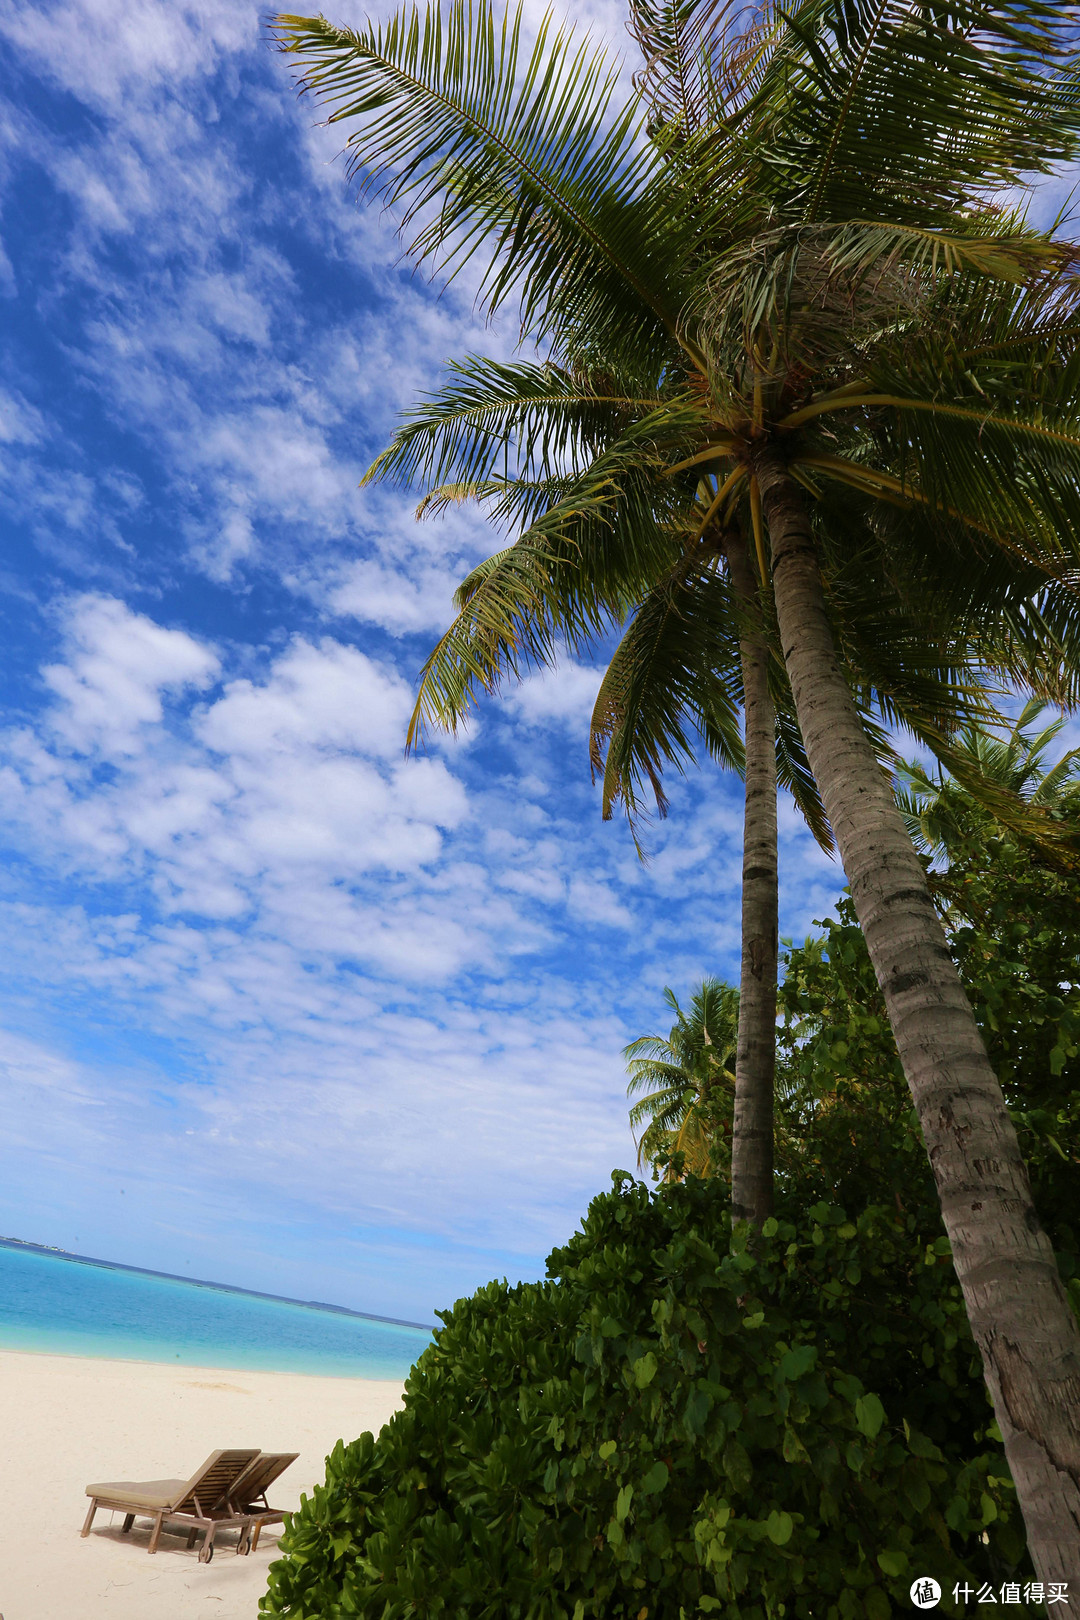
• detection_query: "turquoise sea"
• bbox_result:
[0,1241,433,1378]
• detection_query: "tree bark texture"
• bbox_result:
[753,437,1080,1585]
[723,528,777,1227]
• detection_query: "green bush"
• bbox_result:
[261,1175,1027,1619]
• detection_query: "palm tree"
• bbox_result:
[273,0,1080,1575]
[898,699,1080,862]
[371,366,991,1230]
[388,387,804,1228]
[625,979,738,1180]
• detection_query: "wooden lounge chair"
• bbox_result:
[230,1452,300,1552]
[81,1448,261,1562]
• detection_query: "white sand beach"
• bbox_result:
[0,1349,404,1620]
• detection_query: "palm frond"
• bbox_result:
[365,356,671,492]
[589,554,744,829]
[406,425,693,745]
[772,700,832,850]
[624,976,738,1177]
[416,473,580,529]
[273,4,700,367]
[765,0,1080,225]
[628,0,782,137]
[897,712,1080,869]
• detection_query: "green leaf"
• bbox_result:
[616,1483,634,1523]
[779,1345,817,1381]
[641,1459,670,1495]
[877,1549,907,1577]
[783,1426,811,1464]
[684,1387,711,1434]
[723,1438,752,1492]
[855,1393,886,1439]
[766,1509,794,1545]
[599,1440,617,1460]
[864,1587,891,1620]
[906,1428,942,1461]
[762,1216,779,1238]
[945,1495,968,1531]
[632,1351,658,1388]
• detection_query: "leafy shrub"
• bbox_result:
[774,890,1078,1323]
[261,1175,1027,1619]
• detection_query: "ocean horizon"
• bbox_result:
[0,1237,434,1378]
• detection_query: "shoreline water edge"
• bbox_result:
[0,1240,434,1380]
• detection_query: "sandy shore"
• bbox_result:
[0,1348,405,1620]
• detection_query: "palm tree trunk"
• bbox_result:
[752,437,1080,1586]
[723,528,777,1226]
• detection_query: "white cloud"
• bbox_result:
[199,638,414,762]
[41,595,220,757]
[0,235,15,297]
[0,0,541,612]
[3,604,472,926]
[0,0,255,106]
[0,386,44,445]
[0,594,780,1283]
[326,555,463,636]
[0,1025,99,1104]
[509,662,605,729]
[567,873,634,930]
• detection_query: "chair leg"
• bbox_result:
[148,1512,164,1555]
[122,1515,135,1534]
[251,1522,262,1553]
[81,1499,99,1537]
[199,1524,217,1564]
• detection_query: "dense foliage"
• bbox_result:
[774,797,1079,1293]
[261,1179,1028,1620]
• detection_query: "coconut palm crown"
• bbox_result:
[625,979,738,1179]
[899,698,1080,862]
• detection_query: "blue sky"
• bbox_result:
[0,0,894,1324]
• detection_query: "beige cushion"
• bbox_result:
[85,1479,188,1510]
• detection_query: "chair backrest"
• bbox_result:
[229,1452,300,1509]
[174,1450,262,1514]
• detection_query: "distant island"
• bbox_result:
[0,1235,434,1332]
